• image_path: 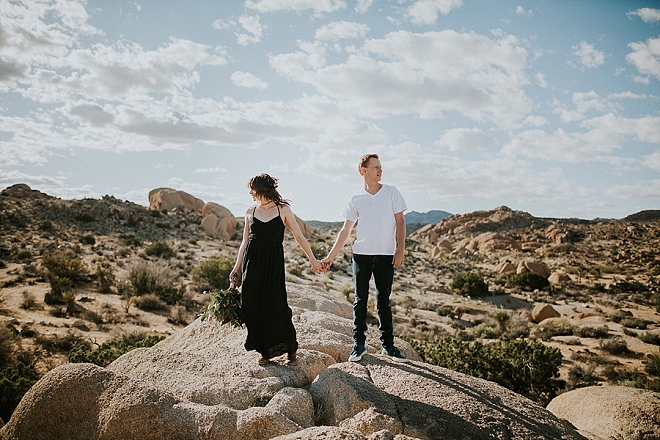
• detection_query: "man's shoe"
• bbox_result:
[382,345,408,362]
[349,344,366,362]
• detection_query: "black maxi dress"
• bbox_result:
[241,207,298,359]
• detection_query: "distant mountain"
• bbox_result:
[404,210,452,225]
[624,210,660,222]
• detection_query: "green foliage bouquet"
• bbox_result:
[199,287,243,328]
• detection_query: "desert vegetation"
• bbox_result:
[0,192,659,423]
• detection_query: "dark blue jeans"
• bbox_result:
[352,254,395,348]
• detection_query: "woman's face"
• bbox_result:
[250,187,269,204]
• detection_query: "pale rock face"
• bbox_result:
[548,272,572,285]
[2,284,586,440]
[148,188,204,215]
[531,303,561,323]
[547,385,660,440]
[0,183,50,199]
[517,260,551,278]
[200,202,237,240]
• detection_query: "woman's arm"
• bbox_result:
[281,205,322,273]
[229,209,252,286]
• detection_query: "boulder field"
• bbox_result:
[2,284,589,440]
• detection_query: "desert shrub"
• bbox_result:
[532,321,575,341]
[287,264,304,277]
[79,235,96,246]
[645,350,660,376]
[506,271,549,291]
[309,240,327,259]
[34,330,88,355]
[74,212,95,222]
[573,325,609,339]
[133,293,168,312]
[471,322,501,339]
[567,364,599,390]
[167,305,191,326]
[638,332,660,346]
[68,334,165,367]
[600,337,628,355]
[41,250,88,301]
[0,324,19,369]
[19,290,37,310]
[95,264,113,293]
[128,263,184,305]
[38,220,53,231]
[406,336,563,405]
[191,256,234,291]
[0,362,38,423]
[149,209,162,217]
[121,234,142,247]
[16,250,32,261]
[144,239,175,259]
[620,317,648,330]
[450,272,488,297]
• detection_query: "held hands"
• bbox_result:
[310,258,324,274]
[320,257,333,273]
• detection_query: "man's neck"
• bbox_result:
[363,180,383,195]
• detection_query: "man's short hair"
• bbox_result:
[358,154,379,172]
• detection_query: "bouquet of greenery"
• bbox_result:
[199,287,243,328]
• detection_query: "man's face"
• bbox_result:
[361,158,382,181]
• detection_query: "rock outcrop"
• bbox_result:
[2,284,586,440]
[531,304,561,323]
[149,188,205,215]
[0,184,51,199]
[547,385,660,440]
[200,202,236,240]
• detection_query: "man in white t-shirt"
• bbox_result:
[322,154,408,362]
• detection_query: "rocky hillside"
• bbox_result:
[1,185,659,439]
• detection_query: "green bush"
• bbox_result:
[79,235,96,246]
[450,272,488,297]
[191,256,234,291]
[573,325,609,339]
[0,362,38,423]
[41,250,88,301]
[68,335,165,367]
[144,239,175,259]
[406,336,564,405]
[74,212,95,222]
[506,271,549,291]
[128,264,184,305]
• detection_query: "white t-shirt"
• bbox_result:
[343,183,407,255]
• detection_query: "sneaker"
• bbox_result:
[382,346,408,363]
[349,344,367,362]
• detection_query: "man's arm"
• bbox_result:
[392,211,405,268]
[321,219,355,270]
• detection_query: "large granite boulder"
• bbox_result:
[2,284,586,440]
[547,385,660,440]
[148,188,205,215]
[200,202,237,240]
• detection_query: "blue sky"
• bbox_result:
[1,0,660,221]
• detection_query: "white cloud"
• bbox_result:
[245,0,347,17]
[516,6,532,17]
[535,72,547,88]
[573,41,605,68]
[627,8,660,23]
[608,179,660,199]
[436,127,492,151]
[552,91,614,123]
[236,15,263,46]
[406,0,463,26]
[270,29,532,128]
[230,71,270,89]
[627,36,660,81]
[194,167,228,174]
[212,19,235,30]
[354,0,374,14]
[643,150,660,172]
[315,21,369,41]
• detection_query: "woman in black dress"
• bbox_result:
[229,174,323,366]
